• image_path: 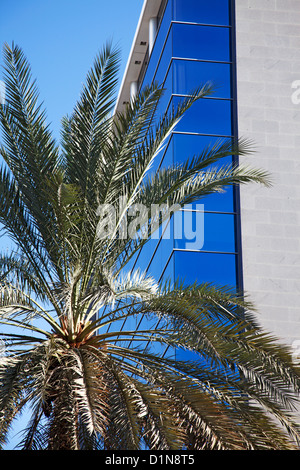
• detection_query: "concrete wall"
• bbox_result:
[235,0,300,353]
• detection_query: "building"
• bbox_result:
[116,0,300,354]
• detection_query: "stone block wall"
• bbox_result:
[236,0,300,353]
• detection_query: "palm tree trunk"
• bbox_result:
[47,370,79,450]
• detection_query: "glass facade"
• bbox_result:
[132,0,241,292]
[117,0,242,358]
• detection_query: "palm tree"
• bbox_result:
[0,41,300,451]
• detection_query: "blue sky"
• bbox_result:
[0,0,142,250]
[0,0,143,449]
[0,0,143,139]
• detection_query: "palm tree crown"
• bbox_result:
[0,42,300,450]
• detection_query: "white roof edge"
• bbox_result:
[115,0,147,110]
[115,0,162,113]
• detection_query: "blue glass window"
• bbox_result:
[173,59,232,99]
[172,0,230,26]
[170,188,235,213]
[194,188,234,213]
[172,133,229,163]
[141,0,172,88]
[171,96,233,135]
[174,212,236,252]
[160,133,235,212]
[174,251,237,287]
[172,24,231,62]
[152,32,172,87]
[152,65,172,125]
